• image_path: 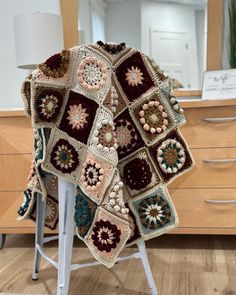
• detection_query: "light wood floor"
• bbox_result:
[1,234,236,295]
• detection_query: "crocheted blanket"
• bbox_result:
[18,42,194,268]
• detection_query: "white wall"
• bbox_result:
[0,0,60,109]
[78,0,93,44]
[222,0,230,69]
[105,0,141,50]
[195,8,206,87]
[141,0,200,88]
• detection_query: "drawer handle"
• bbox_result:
[205,199,236,204]
[203,116,236,123]
[203,158,236,164]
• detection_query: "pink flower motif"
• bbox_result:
[125,66,144,86]
[67,104,89,129]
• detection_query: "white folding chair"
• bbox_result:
[32,177,158,295]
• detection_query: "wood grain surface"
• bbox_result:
[1,234,236,295]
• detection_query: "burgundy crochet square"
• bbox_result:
[34,86,65,124]
[119,148,161,198]
[59,91,98,144]
[50,138,80,174]
[30,194,59,230]
[114,108,144,160]
[148,129,194,183]
[115,52,154,103]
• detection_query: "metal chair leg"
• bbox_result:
[0,234,6,249]
[57,178,75,295]
[32,193,46,280]
[137,240,158,295]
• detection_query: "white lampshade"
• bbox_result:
[14,12,64,69]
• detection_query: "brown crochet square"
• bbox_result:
[148,129,194,184]
[119,148,161,198]
[59,91,98,144]
[33,86,65,125]
[30,194,59,230]
[114,108,144,160]
[115,52,154,103]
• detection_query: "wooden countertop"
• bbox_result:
[0,109,26,117]
[1,98,236,117]
[180,98,236,109]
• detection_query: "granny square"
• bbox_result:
[130,92,175,145]
[71,51,111,104]
[32,85,66,127]
[159,84,186,127]
[30,194,59,230]
[59,91,98,144]
[102,169,129,219]
[109,74,127,116]
[84,207,131,268]
[119,148,161,198]
[129,185,178,239]
[148,129,194,184]
[88,107,118,165]
[115,51,155,103]
[77,150,115,205]
[74,186,97,239]
[43,173,58,199]
[114,108,144,160]
[42,129,85,183]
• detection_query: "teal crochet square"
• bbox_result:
[129,186,177,238]
[74,186,97,238]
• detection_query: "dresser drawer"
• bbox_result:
[170,147,236,189]
[170,188,236,228]
[181,105,236,148]
[0,154,32,191]
[0,116,33,154]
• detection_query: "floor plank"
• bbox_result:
[1,234,236,295]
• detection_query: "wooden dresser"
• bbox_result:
[1,99,236,238]
[0,110,53,236]
[171,98,236,234]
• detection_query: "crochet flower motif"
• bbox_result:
[45,198,57,224]
[77,57,107,91]
[107,181,129,215]
[139,195,171,229]
[139,100,168,134]
[51,139,78,173]
[157,139,186,173]
[74,189,97,238]
[67,104,89,130]
[123,158,152,190]
[39,94,59,119]
[93,119,118,152]
[92,219,121,252]
[115,119,139,156]
[125,66,144,86]
[82,159,104,191]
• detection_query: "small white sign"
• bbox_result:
[202,69,236,100]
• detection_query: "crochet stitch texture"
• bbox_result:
[18,42,194,268]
